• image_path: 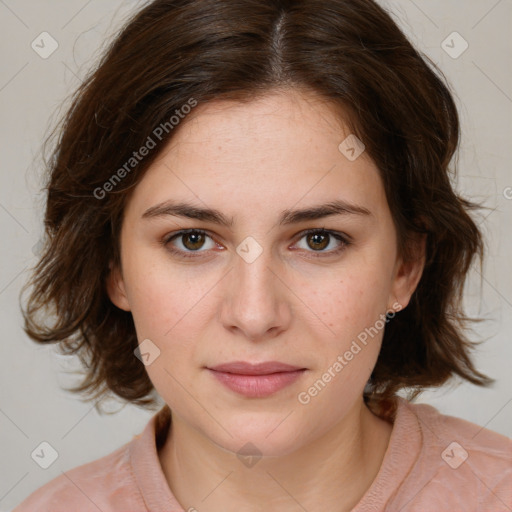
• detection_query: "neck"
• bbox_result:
[158,398,393,512]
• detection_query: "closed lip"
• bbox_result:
[207,361,306,375]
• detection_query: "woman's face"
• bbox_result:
[108,89,424,456]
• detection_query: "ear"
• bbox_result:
[106,261,131,312]
[388,232,427,311]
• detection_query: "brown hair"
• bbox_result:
[20,0,494,417]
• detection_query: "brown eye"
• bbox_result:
[306,232,330,251]
[165,229,217,256]
[181,231,207,250]
[294,229,350,257]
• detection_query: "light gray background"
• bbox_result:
[1,1,511,510]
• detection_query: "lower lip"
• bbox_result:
[207,369,306,398]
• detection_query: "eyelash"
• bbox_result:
[162,228,351,260]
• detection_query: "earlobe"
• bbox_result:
[389,233,427,311]
[106,262,131,312]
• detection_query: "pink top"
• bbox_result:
[13,396,512,511]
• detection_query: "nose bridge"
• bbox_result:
[233,243,278,306]
[220,239,290,339]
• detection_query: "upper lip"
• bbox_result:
[207,361,305,375]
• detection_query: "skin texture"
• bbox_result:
[107,88,426,512]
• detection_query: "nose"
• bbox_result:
[219,250,292,342]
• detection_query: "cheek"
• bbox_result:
[307,269,391,339]
[298,273,390,412]
[122,252,219,360]
[122,259,209,399]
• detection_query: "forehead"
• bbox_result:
[167,89,351,156]
[124,90,387,223]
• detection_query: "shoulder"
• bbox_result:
[409,398,512,464]
[393,398,512,509]
[12,439,144,512]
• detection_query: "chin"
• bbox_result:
[204,419,307,460]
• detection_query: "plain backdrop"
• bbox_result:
[1,0,511,510]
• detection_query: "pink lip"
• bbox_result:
[206,361,306,398]
[208,361,304,375]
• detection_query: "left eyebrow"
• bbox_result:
[278,199,372,225]
[141,199,372,227]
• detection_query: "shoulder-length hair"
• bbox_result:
[21,0,493,417]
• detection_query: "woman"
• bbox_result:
[15,0,512,510]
